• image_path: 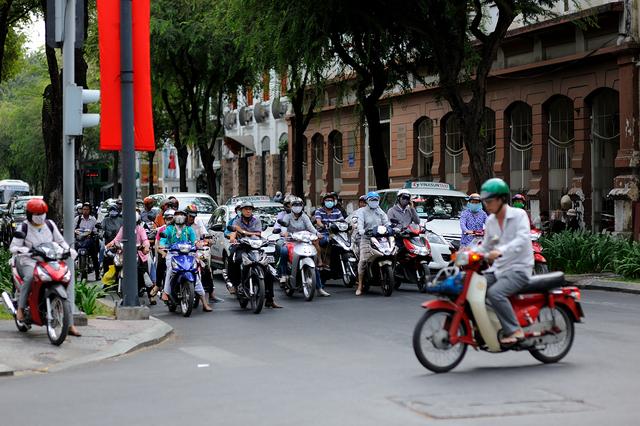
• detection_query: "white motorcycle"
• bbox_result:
[280,230,318,301]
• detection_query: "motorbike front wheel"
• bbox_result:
[418,263,431,293]
[78,255,88,281]
[381,265,394,297]
[529,307,574,364]
[301,265,316,302]
[248,271,265,314]
[180,280,195,317]
[47,295,71,346]
[413,309,467,373]
[341,254,356,288]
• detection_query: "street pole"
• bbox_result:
[62,0,77,314]
[119,0,139,307]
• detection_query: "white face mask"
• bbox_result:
[174,215,186,225]
[292,206,303,214]
[367,200,379,209]
[32,214,46,225]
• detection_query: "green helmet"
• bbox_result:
[480,178,510,200]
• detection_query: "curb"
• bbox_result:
[571,281,640,295]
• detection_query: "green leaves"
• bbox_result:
[74,279,106,316]
[0,248,13,295]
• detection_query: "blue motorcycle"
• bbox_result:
[165,242,198,317]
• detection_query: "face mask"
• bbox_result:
[292,206,303,214]
[467,203,481,212]
[324,201,335,209]
[513,202,525,209]
[165,217,174,224]
[109,211,118,218]
[174,215,186,225]
[32,214,46,225]
[399,198,410,208]
[135,213,141,222]
[367,200,379,209]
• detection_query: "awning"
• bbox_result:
[224,135,255,154]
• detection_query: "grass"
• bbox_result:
[0,304,13,320]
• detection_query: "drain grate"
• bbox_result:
[388,389,596,420]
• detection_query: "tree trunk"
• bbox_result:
[461,114,493,190]
[199,145,217,201]
[177,144,188,192]
[147,150,155,194]
[0,0,13,84]
[292,117,305,197]
[362,99,389,189]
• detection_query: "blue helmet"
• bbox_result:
[366,191,380,201]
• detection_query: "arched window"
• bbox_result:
[547,96,574,210]
[443,114,463,187]
[330,131,343,192]
[312,134,324,204]
[415,117,433,179]
[508,102,533,192]
[482,108,496,168]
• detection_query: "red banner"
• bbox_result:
[97,0,155,151]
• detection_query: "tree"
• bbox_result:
[400,0,558,189]
[0,0,38,83]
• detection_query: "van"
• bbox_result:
[378,181,468,249]
[0,179,30,204]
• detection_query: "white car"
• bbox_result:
[207,200,284,270]
[149,192,218,225]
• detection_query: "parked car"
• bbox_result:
[207,199,284,271]
[379,181,468,250]
[148,192,219,225]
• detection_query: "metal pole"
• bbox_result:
[62,0,76,312]
[120,0,138,306]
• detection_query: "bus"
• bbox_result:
[0,179,30,204]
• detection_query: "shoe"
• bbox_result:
[149,296,157,305]
[149,286,160,297]
[161,292,169,301]
[227,286,236,295]
[210,295,224,303]
[266,299,283,309]
[318,288,330,297]
[355,288,362,296]
[279,276,287,284]
[500,331,525,345]
[69,326,82,337]
[202,304,213,312]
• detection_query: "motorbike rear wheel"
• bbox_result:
[78,255,88,282]
[418,263,430,293]
[533,263,549,275]
[301,265,316,302]
[381,265,394,297]
[529,307,574,364]
[180,280,195,317]
[413,309,467,373]
[341,255,356,288]
[47,295,71,346]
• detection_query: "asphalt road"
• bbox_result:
[1,279,639,425]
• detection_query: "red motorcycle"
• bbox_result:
[1,241,73,345]
[413,248,584,373]
[393,224,432,293]
[530,228,548,274]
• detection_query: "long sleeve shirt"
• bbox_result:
[387,204,420,228]
[111,225,150,262]
[482,205,533,278]
[281,212,317,235]
[459,208,487,247]
[273,210,289,231]
[10,221,69,255]
[356,207,390,235]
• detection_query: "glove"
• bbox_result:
[69,248,78,260]
[16,246,30,254]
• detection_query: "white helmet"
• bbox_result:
[397,189,411,201]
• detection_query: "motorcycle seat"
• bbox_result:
[522,271,565,293]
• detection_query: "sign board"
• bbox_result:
[227,195,271,205]
[405,181,453,190]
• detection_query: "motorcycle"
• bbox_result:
[2,241,73,345]
[280,230,318,301]
[195,235,215,299]
[531,228,548,274]
[361,225,397,297]
[412,247,584,373]
[319,220,358,287]
[104,242,150,300]
[230,227,280,314]
[165,242,198,317]
[74,228,95,281]
[393,224,432,293]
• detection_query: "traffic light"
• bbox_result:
[63,85,100,136]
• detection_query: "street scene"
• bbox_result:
[1,0,640,425]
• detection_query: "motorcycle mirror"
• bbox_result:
[13,231,26,239]
[271,227,281,234]
[277,219,289,227]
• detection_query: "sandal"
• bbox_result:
[149,286,159,297]
[500,331,525,345]
[161,292,169,302]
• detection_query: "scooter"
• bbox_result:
[320,220,358,287]
[531,228,548,274]
[281,230,318,301]
[165,242,198,317]
[412,247,584,373]
[74,228,95,281]
[393,224,432,293]
[361,225,397,297]
[2,241,73,345]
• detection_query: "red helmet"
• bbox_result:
[143,196,155,209]
[26,198,48,215]
[512,194,526,202]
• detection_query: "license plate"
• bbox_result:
[265,256,275,263]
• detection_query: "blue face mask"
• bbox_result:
[368,200,380,209]
[324,201,335,209]
[467,202,481,212]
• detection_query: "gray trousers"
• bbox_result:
[485,271,530,335]
[16,256,37,310]
[358,239,371,275]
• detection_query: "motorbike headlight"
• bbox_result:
[454,251,469,267]
[242,254,253,266]
[36,265,52,282]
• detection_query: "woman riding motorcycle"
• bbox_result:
[10,199,81,336]
[159,210,212,312]
[355,192,391,296]
[459,193,487,248]
[387,189,420,229]
[278,197,330,297]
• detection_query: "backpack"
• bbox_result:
[21,220,55,237]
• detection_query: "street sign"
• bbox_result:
[405,181,453,190]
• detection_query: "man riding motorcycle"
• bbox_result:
[480,178,534,344]
[151,208,175,297]
[75,202,100,280]
[10,199,81,336]
[100,204,123,273]
[355,192,391,296]
[141,196,158,224]
[185,204,222,303]
[228,201,282,308]
[314,192,344,267]
[279,197,330,297]
[159,210,212,312]
[387,189,420,229]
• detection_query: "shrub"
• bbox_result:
[613,243,640,279]
[75,279,106,315]
[0,248,13,295]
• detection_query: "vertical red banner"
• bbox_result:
[97,0,155,151]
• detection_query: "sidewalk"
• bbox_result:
[565,274,640,295]
[0,306,172,377]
